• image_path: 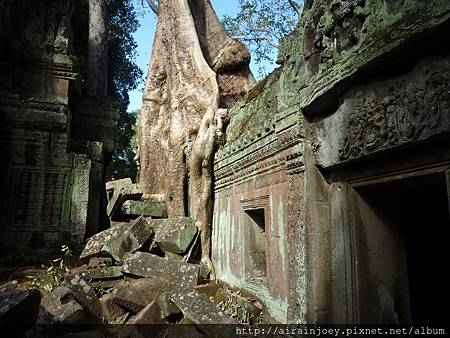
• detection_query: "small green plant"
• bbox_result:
[27,245,72,292]
[218,296,251,323]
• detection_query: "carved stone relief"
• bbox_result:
[311,56,450,168]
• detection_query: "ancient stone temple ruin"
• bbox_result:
[0,0,449,332]
[0,0,118,252]
[212,0,450,323]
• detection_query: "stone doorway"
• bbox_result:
[348,172,450,324]
[241,196,270,285]
[244,208,267,279]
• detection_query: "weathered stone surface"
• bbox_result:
[90,279,123,290]
[106,181,142,218]
[158,292,183,318]
[153,217,198,254]
[88,257,113,269]
[102,217,154,261]
[0,280,18,293]
[0,288,41,327]
[70,264,90,275]
[41,286,86,324]
[122,252,199,288]
[99,293,128,323]
[0,0,121,253]
[64,274,101,318]
[80,222,125,259]
[165,252,183,261]
[280,0,450,115]
[100,277,174,323]
[81,217,154,261]
[121,200,168,218]
[194,283,220,298]
[169,288,235,324]
[80,266,123,281]
[311,56,450,168]
[131,301,165,324]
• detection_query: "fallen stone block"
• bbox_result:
[158,292,182,318]
[41,286,86,324]
[0,280,18,293]
[0,288,41,328]
[121,200,168,218]
[99,293,129,324]
[64,274,101,319]
[169,288,235,324]
[90,279,123,290]
[102,216,154,261]
[106,182,142,219]
[165,252,183,261]
[70,264,90,275]
[122,252,199,288]
[81,217,154,262]
[80,222,126,259]
[101,277,175,321]
[80,266,123,281]
[88,257,113,269]
[194,283,221,298]
[131,301,165,324]
[153,217,198,254]
[34,305,57,325]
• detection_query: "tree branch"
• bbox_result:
[234,35,279,49]
[145,0,159,15]
[288,0,301,15]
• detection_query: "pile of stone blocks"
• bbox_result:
[40,212,233,327]
[15,178,236,335]
[0,177,267,336]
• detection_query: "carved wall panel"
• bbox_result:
[311,56,450,168]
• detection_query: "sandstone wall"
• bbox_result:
[213,0,450,324]
[0,0,118,253]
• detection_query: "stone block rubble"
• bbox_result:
[0,178,270,336]
[0,178,269,337]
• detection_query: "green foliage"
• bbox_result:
[70,0,142,181]
[105,0,143,180]
[107,0,143,112]
[106,109,139,180]
[222,0,300,77]
[27,245,72,292]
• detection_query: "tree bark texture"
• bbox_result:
[87,0,108,98]
[138,0,255,267]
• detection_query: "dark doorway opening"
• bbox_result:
[244,208,267,280]
[355,173,450,324]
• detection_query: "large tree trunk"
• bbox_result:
[139,0,254,272]
[87,0,108,98]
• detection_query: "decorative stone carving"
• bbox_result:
[311,56,450,168]
[276,0,450,115]
[341,57,450,161]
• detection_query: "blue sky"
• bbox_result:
[127,0,276,112]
